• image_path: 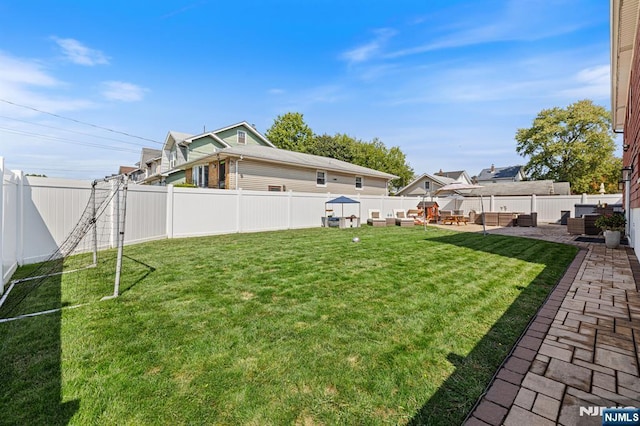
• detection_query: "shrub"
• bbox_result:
[594,212,626,231]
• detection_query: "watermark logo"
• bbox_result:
[579,406,639,425]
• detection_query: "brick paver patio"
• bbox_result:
[448,224,640,426]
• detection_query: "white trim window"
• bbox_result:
[355,176,363,190]
[237,130,247,145]
[316,170,327,187]
[169,150,177,169]
[424,181,430,191]
[192,165,209,188]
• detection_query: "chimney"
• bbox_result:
[436,168,443,176]
[490,164,495,173]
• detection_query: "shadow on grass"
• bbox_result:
[407,231,577,425]
[0,262,80,425]
[119,254,156,295]
[0,253,154,424]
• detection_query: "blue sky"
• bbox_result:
[0,0,614,180]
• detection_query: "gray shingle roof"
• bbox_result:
[188,145,398,179]
[141,148,162,165]
[465,180,570,196]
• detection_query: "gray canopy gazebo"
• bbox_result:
[324,196,361,228]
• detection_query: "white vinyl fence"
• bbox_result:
[0,156,624,290]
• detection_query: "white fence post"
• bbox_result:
[236,188,242,233]
[166,184,174,239]
[0,157,4,293]
[287,190,293,229]
[16,170,24,265]
[531,194,537,213]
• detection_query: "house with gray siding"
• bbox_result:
[396,171,471,197]
[137,121,396,195]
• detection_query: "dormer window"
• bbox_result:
[238,130,247,145]
[169,150,177,169]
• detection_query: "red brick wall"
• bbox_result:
[624,21,640,209]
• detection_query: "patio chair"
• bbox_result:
[393,209,414,227]
[407,209,426,225]
[367,209,386,227]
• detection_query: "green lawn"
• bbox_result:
[0,226,577,425]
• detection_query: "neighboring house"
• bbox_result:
[135,148,163,184]
[173,144,396,195]
[611,0,640,253]
[464,180,571,197]
[475,164,526,183]
[395,170,470,197]
[118,166,136,176]
[133,121,396,195]
[434,169,473,184]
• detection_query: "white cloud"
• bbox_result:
[101,81,148,102]
[340,28,396,64]
[559,65,610,99]
[0,51,60,87]
[52,37,109,66]
[268,88,285,95]
[0,51,94,116]
[383,1,596,59]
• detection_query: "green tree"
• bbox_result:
[354,138,414,192]
[265,112,313,151]
[515,99,620,194]
[307,133,356,163]
[266,112,414,192]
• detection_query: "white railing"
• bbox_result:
[0,156,625,287]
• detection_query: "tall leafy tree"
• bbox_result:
[265,112,313,151]
[354,138,414,192]
[306,133,356,162]
[515,100,620,194]
[266,112,414,192]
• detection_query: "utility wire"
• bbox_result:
[0,127,141,154]
[0,114,156,148]
[0,98,162,145]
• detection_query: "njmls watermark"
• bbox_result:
[579,406,640,425]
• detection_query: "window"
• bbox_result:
[237,130,247,145]
[424,181,430,190]
[169,150,177,169]
[192,165,209,188]
[268,185,283,191]
[355,176,363,189]
[316,170,326,186]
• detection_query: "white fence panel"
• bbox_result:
[22,177,93,265]
[239,190,291,232]
[171,188,238,238]
[125,184,168,245]
[290,192,330,229]
[492,196,533,214]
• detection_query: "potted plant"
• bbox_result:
[594,213,626,248]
